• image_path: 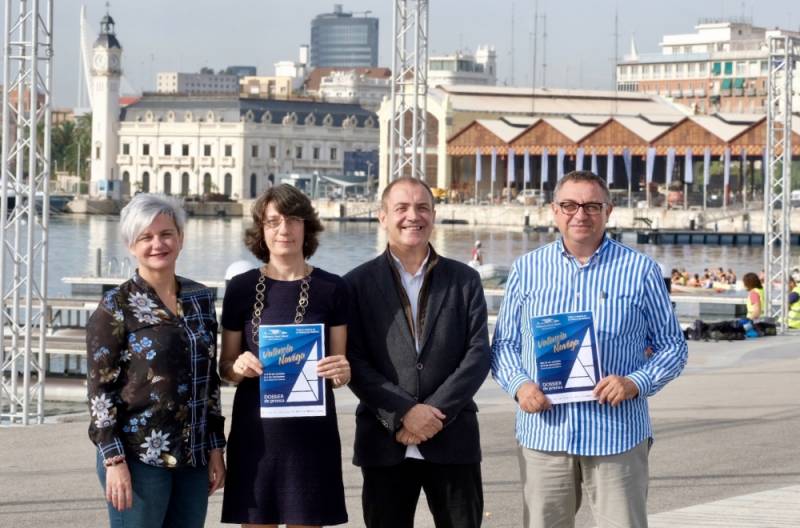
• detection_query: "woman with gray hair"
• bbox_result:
[86,193,226,528]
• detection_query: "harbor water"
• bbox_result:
[44,215,800,298]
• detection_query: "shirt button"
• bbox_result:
[416,362,423,371]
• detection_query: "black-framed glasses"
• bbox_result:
[557,201,607,215]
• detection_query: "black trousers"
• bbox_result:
[361,459,483,528]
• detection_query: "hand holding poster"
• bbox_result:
[530,312,601,404]
[258,323,326,418]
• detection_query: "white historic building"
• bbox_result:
[89,12,377,200]
[116,96,378,199]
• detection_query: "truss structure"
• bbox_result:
[389,0,429,181]
[0,0,53,425]
[763,35,799,332]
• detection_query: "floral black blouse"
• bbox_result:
[86,272,225,468]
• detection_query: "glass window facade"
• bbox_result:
[310,13,379,68]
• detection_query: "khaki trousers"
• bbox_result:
[518,440,650,528]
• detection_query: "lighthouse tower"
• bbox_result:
[89,12,122,196]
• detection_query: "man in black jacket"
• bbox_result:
[345,176,491,528]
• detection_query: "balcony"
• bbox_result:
[156,156,174,166]
[220,156,235,167]
[116,154,132,165]
[199,156,214,167]
[177,156,193,166]
[137,155,152,165]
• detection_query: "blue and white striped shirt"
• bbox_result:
[491,235,687,456]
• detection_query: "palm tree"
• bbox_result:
[51,113,91,176]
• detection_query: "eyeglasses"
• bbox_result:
[557,201,607,215]
[264,215,304,230]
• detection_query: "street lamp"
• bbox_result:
[366,160,374,199]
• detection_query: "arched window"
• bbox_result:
[181,172,190,196]
[203,173,212,194]
[250,173,257,198]
[141,172,150,193]
[224,173,233,197]
[122,171,130,184]
[163,172,172,195]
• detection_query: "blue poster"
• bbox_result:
[258,323,326,418]
[530,311,601,404]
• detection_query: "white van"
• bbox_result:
[791,189,800,207]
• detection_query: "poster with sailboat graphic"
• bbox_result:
[530,311,601,404]
[258,323,326,418]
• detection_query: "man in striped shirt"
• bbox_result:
[491,170,687,528]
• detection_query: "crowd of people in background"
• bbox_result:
[671,267,738,289]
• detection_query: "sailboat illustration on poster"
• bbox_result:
[530,311,602,404]
[258,324,326,418]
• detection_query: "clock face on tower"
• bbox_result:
[93,53,107,71]
[110,55,120,70]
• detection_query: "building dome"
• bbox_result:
[94,12,121,49]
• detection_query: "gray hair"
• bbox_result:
[119,193,186,246]
[553,170,611,204]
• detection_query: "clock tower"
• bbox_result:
[90,11,123,196]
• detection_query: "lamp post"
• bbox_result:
[366,160,374,199]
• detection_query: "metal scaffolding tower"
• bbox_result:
[0,0,53,425]
[763,35,798,333]
[389,0,429,181]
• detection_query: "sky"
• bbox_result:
[3,0,799,107]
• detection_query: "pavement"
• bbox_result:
[1,334,799,527]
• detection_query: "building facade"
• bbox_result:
[428,46,497,88]
[314,69,390,110]
[616,19,800,114]
[116,96,378,200]
[310,4,379,68]
[156,69,239,95]
[240,76,294,99]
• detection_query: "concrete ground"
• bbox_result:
[1,335,799,527]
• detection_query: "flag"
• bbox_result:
[523,149,531,183]
[741,149,747,187]
[723,147,731,187]
[684,147,693,184]
[475,150,482,182]
[622,148,632,183]
[491,148,497,182]
[703,147,711,188]
[607,148,614,185]
[508,148,516,183]
[645,147,656,183]
[666,147,676,187]
[541,148,549,183]
[557,148,565,180]
[576,147,585,170]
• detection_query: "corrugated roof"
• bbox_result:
[541,117,596,142]
[475,119,527,143]
[436,85,686,118]
[614,117,673,141]
[690,115,752,141]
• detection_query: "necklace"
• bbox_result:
[250,264,312,345]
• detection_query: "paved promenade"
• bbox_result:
[1,335,799,527]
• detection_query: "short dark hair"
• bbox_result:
[742,272,762,290]
[244,184,324,262]
[553,170,611,204]
[380,176,435,211]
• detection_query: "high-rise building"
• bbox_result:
[310,4,379,68]
[616,19,800,114]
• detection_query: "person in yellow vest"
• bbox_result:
[742,272,765,320]
[787,277,800,329]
